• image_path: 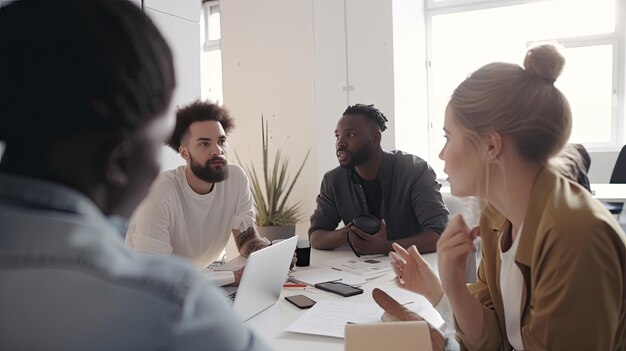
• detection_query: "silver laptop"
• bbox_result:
[226,236,298,321]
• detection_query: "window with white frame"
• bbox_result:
[200,0,223,104]
[425,0,624,178]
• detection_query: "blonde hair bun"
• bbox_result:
[523,44,565,84]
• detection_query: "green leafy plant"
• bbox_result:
[236,116,310,226]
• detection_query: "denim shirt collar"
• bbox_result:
[0,173,127,237]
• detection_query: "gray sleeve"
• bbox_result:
[410,162,449,234]
[308,175,342,236]
[173,279,272,351]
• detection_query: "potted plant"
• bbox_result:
[236,116,310,242]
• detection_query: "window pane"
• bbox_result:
[558,44,614,144]
[432,0,614,30]
[208,5,221,41]
[436,1,614,39]
[201,4,221,44]
[428,0,616,177]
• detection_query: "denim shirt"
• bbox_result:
[0,174,270,351]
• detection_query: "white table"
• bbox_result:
[590,183,626,202]
[243,247,439,351]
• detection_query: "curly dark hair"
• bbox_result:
[0,0,175,145]
[167,100,235,152]
[343,104,388,132]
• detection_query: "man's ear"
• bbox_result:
[484,132,503,162]
[373,129,382,146]
[104,140,132,187]
[179,144,190,162]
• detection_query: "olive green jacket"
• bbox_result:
[458,167,626,350]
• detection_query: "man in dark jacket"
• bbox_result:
[309,104,449,255]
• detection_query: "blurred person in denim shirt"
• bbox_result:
[0,0,269,350]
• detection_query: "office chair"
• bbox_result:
[572,143,591,173]
[557,143,592,192]
[605,144,626,215]
[571,143,592,192]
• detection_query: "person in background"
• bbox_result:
[390,44,626,350]
[126,100,273,285]
[0,1,268,350]
[555,143,592,192]
[309,104,449,255]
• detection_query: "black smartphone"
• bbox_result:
[314,281,363,297]
[284,294,316,309]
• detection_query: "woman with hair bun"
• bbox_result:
[390,44,626,350]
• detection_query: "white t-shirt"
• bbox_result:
[434,225,525,350]
[499,224,525,351]
[125,164,255,269]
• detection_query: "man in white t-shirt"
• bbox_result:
[126,100,271,285]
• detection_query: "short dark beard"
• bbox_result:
[189,152,229,183]
[340,146,371,169]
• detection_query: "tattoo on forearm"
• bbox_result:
[235,227,255,246]
[243,239,269,257]
[235,226,269,257]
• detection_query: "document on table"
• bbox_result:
[285,300,384,338]
[288,267,367,286]
[323,255,392,276]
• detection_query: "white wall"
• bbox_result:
[220,0,317,239]
[392,0,429,159]
[312,0,348,185]
[344,0,396,151]
[144,0,201,171]
[310,0,432,177]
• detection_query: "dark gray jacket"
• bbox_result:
[309,150,449,240]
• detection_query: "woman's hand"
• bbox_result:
[437,215,479,293]
[389,243,443,306]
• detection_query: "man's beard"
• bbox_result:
[339,146,371,168]
[189,152,229,183]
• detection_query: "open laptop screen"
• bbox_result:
[230,236,298,321]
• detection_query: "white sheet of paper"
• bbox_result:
[289,267,367,286]
[285,300,384,338]
[322,255,392,276]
